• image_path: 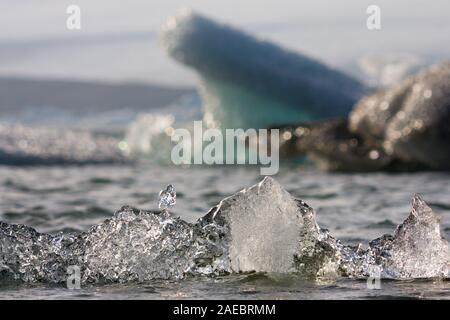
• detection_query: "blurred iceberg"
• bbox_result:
[357,53,423,87]
[161,11,368,129]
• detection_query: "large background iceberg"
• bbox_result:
[162,11,368,129]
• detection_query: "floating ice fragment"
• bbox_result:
[377,193,450,278]
[0,178,448,283]
[158,184,176,210]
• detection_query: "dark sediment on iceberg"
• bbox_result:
[1,177,448,283]
[278,62,450,171]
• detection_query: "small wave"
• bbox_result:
[88,177,115,185]
[365,219,398,229]
[429,202,450,211]
[3,179,71,193]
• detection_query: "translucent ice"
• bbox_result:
[0,178,448,283]
[198,177,339,276]
[365,194,449,278]
[158,185,177,210]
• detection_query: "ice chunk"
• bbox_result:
[368,195,450,278]
[0,178,448,283]
[158,184,177,210]
[199,177,339,276]
[81,206,198,282]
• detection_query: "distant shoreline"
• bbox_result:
[0,76,196,114]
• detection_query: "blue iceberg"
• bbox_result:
[161,10,368,129]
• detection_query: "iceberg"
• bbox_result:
[161,11,450,172]
[277,62,450,171]
[161,11,367,129]
[349,61,450,170]
[0,177,448,283]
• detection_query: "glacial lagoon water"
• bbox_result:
[2,0,450,301]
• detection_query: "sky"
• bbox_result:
[1,0,450,86]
